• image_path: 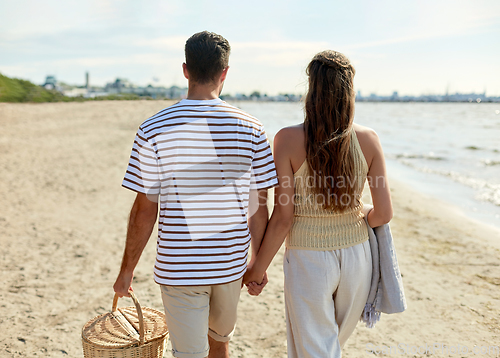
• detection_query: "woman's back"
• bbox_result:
[278,121,392,231]
[284,124,374,250]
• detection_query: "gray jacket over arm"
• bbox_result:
[361,205,407,328]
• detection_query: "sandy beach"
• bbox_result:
[1,101,500,358]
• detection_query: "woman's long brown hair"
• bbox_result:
[304,50,356,211]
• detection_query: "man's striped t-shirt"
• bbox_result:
[122,98,278,286]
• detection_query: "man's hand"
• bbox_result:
[245,272,268,296]
[113,271,134,297]
[243,260,268,296]
[243,264,264,285]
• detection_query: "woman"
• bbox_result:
[244,50,393,357]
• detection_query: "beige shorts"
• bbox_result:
[160,278,242,358]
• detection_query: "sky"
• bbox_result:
[1,0,499,96]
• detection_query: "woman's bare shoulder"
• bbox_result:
[275,124,304,145]
[276,123,304,137]
[353,123,383,166]
[353,123,380,146]
[353,123,377,136]
[274,124,306,170]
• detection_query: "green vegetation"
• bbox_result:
[0,73,67,102]
[0,73,155,103]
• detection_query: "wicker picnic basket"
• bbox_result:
[82,292,168,358]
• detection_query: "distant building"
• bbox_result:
[99,77,187,99]
[64,88,88,97]
[354,89,498,103]
[168,86,187,99]
[39,72,499,103]
[105,78,135,93]
[42,76,57,90]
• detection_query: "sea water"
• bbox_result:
[232,101,500,229]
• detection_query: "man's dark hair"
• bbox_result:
[185,31,231,84]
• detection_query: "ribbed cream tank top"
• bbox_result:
[286,129,369,250]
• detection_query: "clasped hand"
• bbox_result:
[243,264,268,296]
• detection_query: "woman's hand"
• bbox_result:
[244,271,268,296]
[243,262,268,296]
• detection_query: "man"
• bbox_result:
[113,31,277,358]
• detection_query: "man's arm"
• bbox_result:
[113,193,158,297]
[248,188,269,259]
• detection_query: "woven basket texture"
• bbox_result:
[82,293,168,358]
[82,336,166,358]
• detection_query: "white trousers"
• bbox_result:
[284,241,372,358]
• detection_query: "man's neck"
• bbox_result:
[186,82,221,100]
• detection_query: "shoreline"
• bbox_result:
[386,159,500,232]
[368,177,500,250]
[0,101,499,357]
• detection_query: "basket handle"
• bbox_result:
[112,291,145,345]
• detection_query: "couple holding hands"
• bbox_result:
[113,30,392,358]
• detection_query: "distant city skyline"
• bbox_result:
[38,73,500,103]
[1,0,499,96]
[35,72,500,103]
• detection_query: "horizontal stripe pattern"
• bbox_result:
[122,98,278,286]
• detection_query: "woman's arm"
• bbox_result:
[365,130,393,227]
[243,128,296,285]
